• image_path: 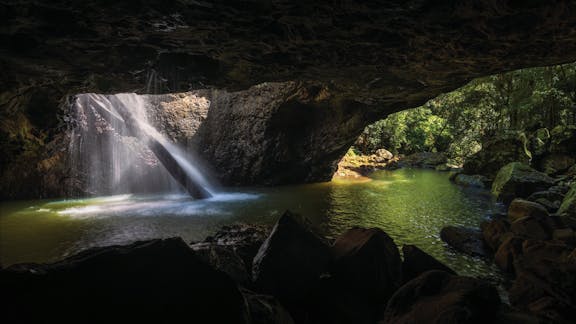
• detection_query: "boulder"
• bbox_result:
[396,152,447,169]
[510,216,552,241]
[374,148,393,162]
[538,153,575,175]
[508,199,549,222]
[533,198,561,213]
[381,270,501,324]
[252,211,332,304]
[509,242,576,322]
[401,245,456,283]
[330,227,403,323]
[463,133,531,180]
[0,238,248,323]
[558,184,576,219]
[491,162,555,204]
[481,219,511,251]
[241,288,295,324]
[494,235,524,273]
[450,173,489,188]
[191,224,269,284]
[440,226,489,257]
[527,190,565,203]
[553,228,576,244]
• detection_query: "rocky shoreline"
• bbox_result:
[1,209,560,324]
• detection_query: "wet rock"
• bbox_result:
[511,216,552,241]
[450,173,489,188]
[481,218,511,251]
[491,162,555,204]
[440,226,489,257]
[252,211,332,304]
[381,270,501,324]
[241,288,295,324]
[533,198,561,213]
[463,133,531,180]
[330,227,402,323]
[0,238,248,323]
[494,235,524,273]
[401,245,456,283]
[508,199,549,222]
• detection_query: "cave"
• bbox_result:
[2,1,576,323]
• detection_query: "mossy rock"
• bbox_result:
[491,162,555,204]
[558,184,576,220]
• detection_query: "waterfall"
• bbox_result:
[69,93,214,198]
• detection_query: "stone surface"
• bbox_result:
[508,199,549,222]
[381,270,501,324]
[450,173,489,188]
[481,218,511,251]
[509,240,576,322]
[329,227,403,324]
[558,184,576,220]
[510,216,552,241]
[494,235,524,273]
[491,162,555,204]
[440,226,489,257]
[401,244,456,283]
[463,133,531,180]
[2,2,576,198]
[394,152,447,169]
[252,211,332,304]
[241,288,295,324]
[0,238,248,323]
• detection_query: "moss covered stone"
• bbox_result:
[491,162,555,204]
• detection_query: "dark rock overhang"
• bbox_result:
[2,0,576,113]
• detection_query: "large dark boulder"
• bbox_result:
[509,240,576,322]
[401,244,456,283]
[558,184,576,220]
[191,223,269,285]
[0,238,248,323]
[463,133,531,180]
[494,235,524,273]
[252,211,332,305]
[440,226,489,258]
[481,218,511,251]
[381,270,501,324]
[329,227,403,323]
[491,162,555,204]
[507,199,549,222]
[241,288,295,324]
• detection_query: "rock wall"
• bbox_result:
[2,1,576,198]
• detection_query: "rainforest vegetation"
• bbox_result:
[355,63,576,164]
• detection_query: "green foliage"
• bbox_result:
[355,62,576,165]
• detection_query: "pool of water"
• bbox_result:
[0,169,503,280]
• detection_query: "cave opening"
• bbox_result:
[2,1,576,323]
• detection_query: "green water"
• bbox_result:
[0,169,501,279]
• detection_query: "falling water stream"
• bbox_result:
[70,93,213,197]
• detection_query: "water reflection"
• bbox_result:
[0,169,502,280]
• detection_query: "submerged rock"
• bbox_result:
[450,173,489,188]
[491,162,555,204]
[0,238,248,323]
[440,226,489,257]
[381,270,501,324]
[401,244,456,283]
